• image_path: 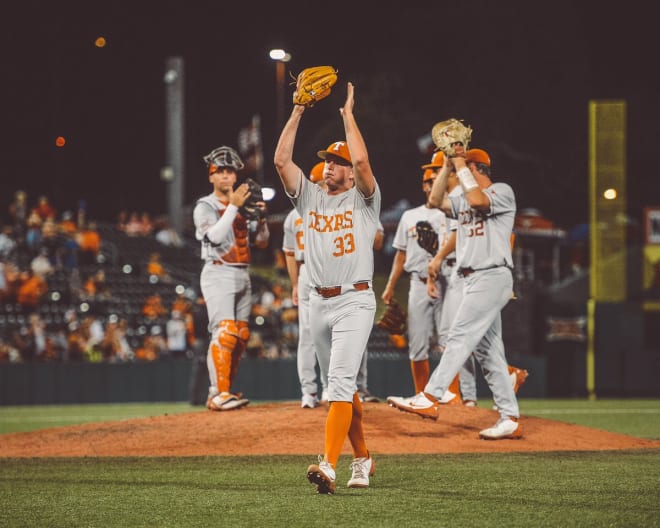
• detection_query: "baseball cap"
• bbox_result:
[466,148,491,167]
[317,141,352,166]
[422,169,435,182]
[421,151,444,169]
[310,161,325,183]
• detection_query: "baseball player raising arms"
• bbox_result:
[388,145,522,440]
[274,82,380,493]
[193,146,270,411]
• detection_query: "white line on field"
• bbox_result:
[0,415,151,422]
[524,409,660,415]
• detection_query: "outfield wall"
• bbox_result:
[0,356,546,405]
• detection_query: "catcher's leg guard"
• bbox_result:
[210,320,240,393]
[229,321,250,385]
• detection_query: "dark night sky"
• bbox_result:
[2,0,658,232]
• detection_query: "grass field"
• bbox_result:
[1,399,659,527]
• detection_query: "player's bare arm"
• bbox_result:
[274,105,306,196]
[340,82,376,197]
[284,251,300,306]
[382,250,406,304]
[428,231,456,279]
[428,162,452,212]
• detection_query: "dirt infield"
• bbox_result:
[2,401,659,457]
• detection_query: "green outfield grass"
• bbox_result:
[1,399,659,527]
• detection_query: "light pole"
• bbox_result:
[269,49,291,132]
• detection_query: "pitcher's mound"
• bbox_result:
[2,401,658,457]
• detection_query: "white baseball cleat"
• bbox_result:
[301,393,319,409]
[387,392,440,420]
[307,457,336,494]
[438,389,461,405]
[479,417,523,440]
[347,457,376,488]
[207,392,249,411]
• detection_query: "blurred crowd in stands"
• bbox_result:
[0,190,302,364]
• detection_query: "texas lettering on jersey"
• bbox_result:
[307,209,356,258]
[307,210,354,232]
[458,208,486,238]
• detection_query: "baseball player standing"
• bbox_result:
[388,146,523,439]
[192,146,270,411]
[381,152,462,400]
[274,82,380,493]
[282,161,328,408]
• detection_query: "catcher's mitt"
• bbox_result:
[376,299,407,335]
[291,66,338,107]
[416,220,439,255]
[238,177,265,220]
[431,118,473,157]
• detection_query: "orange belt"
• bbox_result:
[315,282,369,298]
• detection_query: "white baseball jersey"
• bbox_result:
[292,174,381,288]
[392,205,449,278]
[447,183,515,270]
[282,207,305,262]
[194,193,251,265]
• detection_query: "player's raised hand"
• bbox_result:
[340,82,354,117]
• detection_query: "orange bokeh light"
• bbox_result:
[94,37,106,48]
[55,136,66,147]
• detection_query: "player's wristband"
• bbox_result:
[457,167,478,193]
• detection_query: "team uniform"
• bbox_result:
[292,176,381,403]
[193,146,269,411]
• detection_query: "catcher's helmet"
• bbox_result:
[203,146,244,173]
[421,151,444,169]
[317,141,352,166]
[466,148,491,167]
[310,161,325,183]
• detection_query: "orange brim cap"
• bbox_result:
[317,141,352,165]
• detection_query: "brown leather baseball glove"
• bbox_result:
[291,66,338,107]
[376,299,407,335]
[431,118,473,157]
